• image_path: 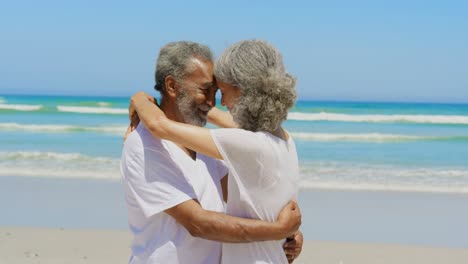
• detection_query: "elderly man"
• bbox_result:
[121,41,302,264]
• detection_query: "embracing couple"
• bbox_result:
[121,40,303,264]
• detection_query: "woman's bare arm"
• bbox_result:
[130,91,223,160]
[207,107,238,128]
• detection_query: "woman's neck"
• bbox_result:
[271,126,289,141]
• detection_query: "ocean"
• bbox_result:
[1,94,468,193]
[2,94,468,247]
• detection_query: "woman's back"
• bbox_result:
[211,128,299,264]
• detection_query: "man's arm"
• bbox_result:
[165,199,301,243]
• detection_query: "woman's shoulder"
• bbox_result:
[210,127,259,138]
[210,128,269,155]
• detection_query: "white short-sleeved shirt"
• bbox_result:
[121,125,228,264]
[211,128,299,264]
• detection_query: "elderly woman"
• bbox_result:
[129,40,299,264]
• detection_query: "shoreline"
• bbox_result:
[1,175,468,248]
[1,227,467,264]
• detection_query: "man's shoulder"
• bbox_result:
[123,124,165,152]
[121,125,178,170]
[121,125,181,177]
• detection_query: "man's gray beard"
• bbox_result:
[176,90,209,127]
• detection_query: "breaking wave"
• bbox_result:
[0,103,43,111]
[288,112,468,125]
[0,151,120,180]
[0,123,127,135]
[56,105,128,114]
[290,132,468,142]
[299,161,468,193]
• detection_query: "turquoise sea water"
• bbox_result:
[1,94,468,193]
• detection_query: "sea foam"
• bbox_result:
[2,151,468,193]
[0,103,43,111]
[288,112,468,125]
[0,151,120,180]
[0,123,127,135]
[57,105,128,114]
[290,132,468,142]
[299,181,468,193]
[2,122,466,142]
[299,161,468,193]
[97,101,111,107]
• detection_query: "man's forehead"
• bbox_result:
[188,57,213,70]
[185,58,214,83]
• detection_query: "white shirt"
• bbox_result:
[211,128,299,264]
[121,125,228,264]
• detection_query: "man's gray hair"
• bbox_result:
[155,41,213,93]
[214,39,297,132]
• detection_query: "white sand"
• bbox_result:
[295,241,468,264]
[0,227,130,264]
[1,227,467,264]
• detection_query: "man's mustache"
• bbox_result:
[199,104,212,112]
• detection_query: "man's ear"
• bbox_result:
[165,76,177,98]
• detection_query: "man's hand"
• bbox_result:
[283,231,303,263]
[276,200,302,238]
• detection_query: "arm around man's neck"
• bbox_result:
[207,107,238,128]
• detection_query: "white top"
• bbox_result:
[211,128,300,264]
[121,125,228,264]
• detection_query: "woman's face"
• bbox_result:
[217,80,241,111]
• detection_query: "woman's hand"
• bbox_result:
[283,231,303,263]
[124,91,157,141]
[123,114,141,141]
[276,200,302,238]
[129,91,156,126]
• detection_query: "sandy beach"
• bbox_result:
[2,176,468,264]
[1,227,468,264]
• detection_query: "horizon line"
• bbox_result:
[1,93,467,105]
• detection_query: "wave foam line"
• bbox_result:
[300,162,468,178]
[0,168,119,180]
[97,101,111,107]
[0,151,120,180]
[291,132,468,142]
[0,151,118,162]
[0,103,43,111]
[2,122,467,142]
[0,168,120,180]
[0,123,127,135]
[291,132,420,142]
[2,151,468,193]
[299,162,468,193]
[288,112,468,125]
[57,105,128,114]
[299,181,468,194]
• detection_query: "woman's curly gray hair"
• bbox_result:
[214,39,297,132]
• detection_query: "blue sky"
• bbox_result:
[1,0,467,102]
